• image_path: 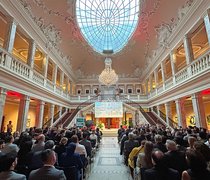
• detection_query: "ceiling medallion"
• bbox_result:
[99,58,118,87]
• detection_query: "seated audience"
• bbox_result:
[137,141,154,180]
[165,139,187,177]
[153,134,167,153]
[31,134,45,152]
[71,135,87,157]
[0,154,26,180]
[1,135,19,156]
[59,142,83,180]
[182,149,210,180]
[79,132,92,157]
[54,137,68,159]
[29,149,66,180]
[144,150,179,180]
[128,140,146,178]
[124,133,139,166]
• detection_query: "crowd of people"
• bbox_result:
[118,124,210,180]
[0,125,102,180]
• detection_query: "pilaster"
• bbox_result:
[3,18,18,53]
[191,93,207,128]
[204,8,210,45]
[48,104,55,126]
[36,101,45,128]
[0,88,7,130]
[183,34,194,65]
[17,95,30,132]
[165,102,171,126]
[175,99,187,128]
[170,51,177,84]
[160,62,166,89]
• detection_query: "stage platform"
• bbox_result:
[102,128,118,137]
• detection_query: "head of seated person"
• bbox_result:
[151,150,167,168]
[41,149,57,166]
[66,143,76,155]
[71,135,79,144]
[166,139,177,152]
[5,135,14,144]
[0,154,17,172]
[44,140,55,150]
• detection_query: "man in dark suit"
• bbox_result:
[124,133,139,166]
[79,132,92,157]
[144,150,179,180]
[0,154,26,180]
[28,149,66,180]
[164,139,188,178]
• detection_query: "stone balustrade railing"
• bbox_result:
[165,77,173,89]
[191,50,210,76]
[1,46,210,103]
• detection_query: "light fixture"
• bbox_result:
[98,58,118,87]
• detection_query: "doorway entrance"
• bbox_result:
[99,118,120,129]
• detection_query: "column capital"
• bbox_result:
[21,95,30,101]
[6,16,19,26]
[38,100,45,106]
[0,88,8,95]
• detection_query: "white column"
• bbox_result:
[60,71,64,88]
[191,93,207,128]
[154,69,158,94]
[3,18,18,68]
[183,34,194,65]
[170,51,177,84]
[70,81,73,95]
[27,39,36,78]
[43,56,49,86]
[175,99,187,128]
[0,88,7,130]
[165,102,171,126]
[17,95,30,132]
[27,39,36,68]
[160,62,166,89]
[36,101,45,128]
[59,106,62,117]
[157,105,160,116]
[65,77,68,93]
[48,104,55,126]
[52,65,57,91]
[3,18,17,53]
[149,75,153,93]
[145,80,148,95]
[204,8,210,45]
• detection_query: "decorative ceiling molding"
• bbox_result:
[142,0,197,78]
[19,0,73,72]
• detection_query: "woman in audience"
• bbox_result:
[137,141,153,180]
[182,149,210,180]
[193,141,210,171]
[54,137,68,159]
[128,140,146,178]
[187,136,197,150]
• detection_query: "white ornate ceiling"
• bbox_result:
[18,0,194,82]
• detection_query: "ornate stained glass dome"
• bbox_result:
[76,0,139,54]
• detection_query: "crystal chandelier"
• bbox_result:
[99,58,118,86]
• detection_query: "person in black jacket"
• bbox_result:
[144,150,179,180]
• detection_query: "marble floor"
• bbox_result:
[87,137,131,180]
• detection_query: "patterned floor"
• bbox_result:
[87,137,131,180]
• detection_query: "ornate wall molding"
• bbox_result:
[142,0,197,79]
[18,0,74,75]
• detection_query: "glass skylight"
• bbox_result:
[76,0,139,54]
